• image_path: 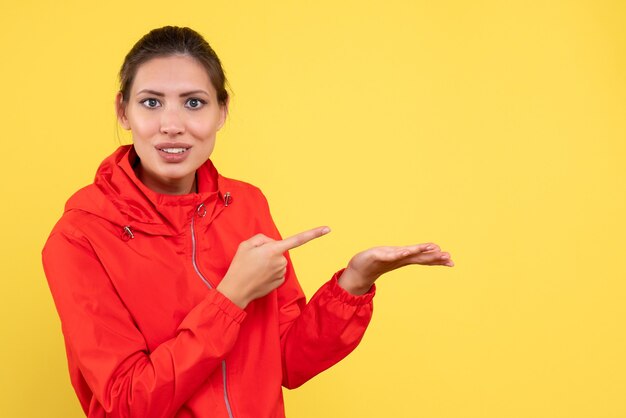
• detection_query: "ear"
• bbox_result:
[217,96,230,131]
[115,92,131,130]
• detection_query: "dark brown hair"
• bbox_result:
[119,26,229,105]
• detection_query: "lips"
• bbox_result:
[155,143,192,163]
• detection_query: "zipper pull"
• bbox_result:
[196,203,207,218]
[224,192,232,207]
[122,225,135,241]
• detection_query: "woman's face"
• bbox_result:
[116,55,227,195]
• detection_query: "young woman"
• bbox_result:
[42,26,454,418]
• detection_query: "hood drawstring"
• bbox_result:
[122,226,135,241]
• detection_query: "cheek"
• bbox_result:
[128,113,160,139]
[188,112,222,138]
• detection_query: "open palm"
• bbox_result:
[339,243,454,295]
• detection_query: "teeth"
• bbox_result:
[161,148,186,154]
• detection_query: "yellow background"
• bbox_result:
[1,1,625,417]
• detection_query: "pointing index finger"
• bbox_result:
[274,226,331,252]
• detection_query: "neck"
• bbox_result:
[134,165,197,195]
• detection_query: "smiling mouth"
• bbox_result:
[161,148,187,154]
[155,143,192,153]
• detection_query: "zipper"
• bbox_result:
[191,204,235,418]
[222,361,234,418]
[191,213,215,289]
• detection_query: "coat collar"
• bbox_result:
[68,145,230,236]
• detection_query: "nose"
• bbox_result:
[160,108,185,136]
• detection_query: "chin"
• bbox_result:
[160,168,196,181]
[147,161,191,179]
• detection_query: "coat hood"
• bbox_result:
[65,145,232,236]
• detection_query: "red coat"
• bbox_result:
[42,145,375,418]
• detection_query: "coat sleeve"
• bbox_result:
[42,229,246,418]
[277,259,375,389]
[255,193,375,389]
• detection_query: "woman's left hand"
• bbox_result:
[338,243,454,295]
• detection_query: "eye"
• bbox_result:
[185,98,206,109]
[140,98,161,109]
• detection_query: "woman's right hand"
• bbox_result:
[217,226,330,309]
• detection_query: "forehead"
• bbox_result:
[131,55,215,95]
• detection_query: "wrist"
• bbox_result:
[217,278,249,309]
[337,267,374,296]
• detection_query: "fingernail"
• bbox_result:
[426,245,435,250]
[322,227,331,234]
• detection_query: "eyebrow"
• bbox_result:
[136,89,210,97]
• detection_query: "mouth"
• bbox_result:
[156,143,192,153]
[155,143,192,162]
[160,147,188,154]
